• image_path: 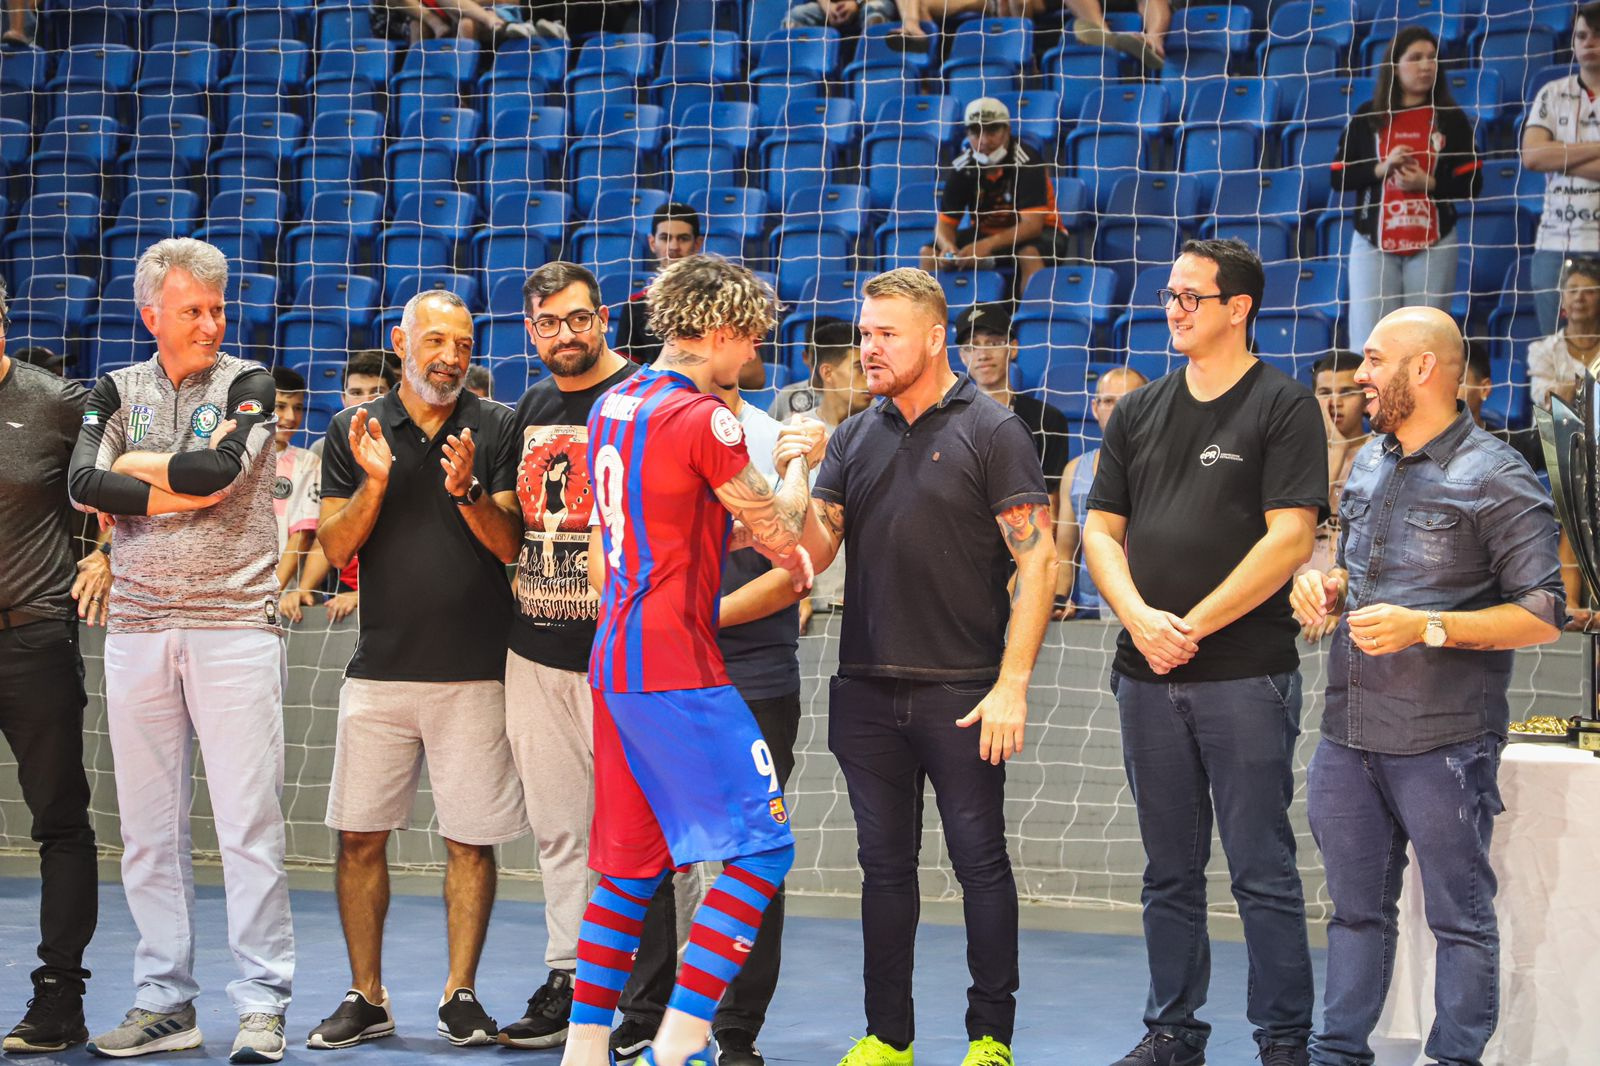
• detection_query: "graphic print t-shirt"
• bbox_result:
[509,362,640,672]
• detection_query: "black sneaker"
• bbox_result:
[437,989,496,1047]
[1110,1032,1206,1066]
[609,1017,656,1061]
[3,976,88,1053]
[714,1028,765,1066]
[306,988,396,1049]
[496,969,572,1049]
[1257,1042,1309,1066]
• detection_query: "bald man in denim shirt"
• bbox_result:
[1292,307,1566,1066]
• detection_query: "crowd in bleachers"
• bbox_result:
[0,0,1583,452]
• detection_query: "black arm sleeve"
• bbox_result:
[167,368,277,495]
[68,375,153,515]
[1330,108,1381,194]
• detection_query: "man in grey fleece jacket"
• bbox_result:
[67,239,294,1065]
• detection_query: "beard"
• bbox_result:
[1369,373,1416,435]
[404,354,464,406]
[541,336,603,378]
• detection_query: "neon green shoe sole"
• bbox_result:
[962,1036,1014,1066]
[837,1034,914,1066]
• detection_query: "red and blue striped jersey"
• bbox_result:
[587,366,752,693]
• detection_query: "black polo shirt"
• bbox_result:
[813,374,1050,682]
[321,388,519,682]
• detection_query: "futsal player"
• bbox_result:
[561,255,818,1066]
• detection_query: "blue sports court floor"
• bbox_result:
[0,875,1326,1064]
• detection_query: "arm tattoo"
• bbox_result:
[997,503,1050,554]
[718,463,806,555]
[820,500,845,540]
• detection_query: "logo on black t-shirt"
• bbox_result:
[1199,443,1244,467]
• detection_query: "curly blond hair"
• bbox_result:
[861,268,947,324]
[646,255,779,343]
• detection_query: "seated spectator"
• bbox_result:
[12,346,65,375]
[1462,340,1544,474]
[1052,365,1145,620]
[617,203,766,390]
[286,351,395,623]
[1527,258,1600,410]
[1302,350,1369,583]
[954,302,1071,506]
[464,364,493,400]
[3,0,35,46]
[892,0,1049,45]
[783,0,898,31]
[1067,0,1168,71]
[768,318,873,429]
[387,0,539,42]
[1334,26,1481,349]
[921,98,1067,296]
[1521,2,1600,334]
[270,367,322,600]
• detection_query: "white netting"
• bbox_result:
[0,1,1587,918]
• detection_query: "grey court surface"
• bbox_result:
[0,877,1336,1065]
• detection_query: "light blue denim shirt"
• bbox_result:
[1324,409,1566,755]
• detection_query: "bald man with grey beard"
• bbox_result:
[1292,307,1567,1066]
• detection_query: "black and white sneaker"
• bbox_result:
[609,1017,655,1062]
[714,1028,766,1066]
[496,970,572,1049]
[1109,1032,1206,1066]
[437,989,496,1047]
[4,976,88,1053]
[306,989,395,1050]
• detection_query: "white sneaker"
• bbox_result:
[230,1014,285,1064]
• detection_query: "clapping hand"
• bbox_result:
[440,427,476,497]
[348,409,393,485]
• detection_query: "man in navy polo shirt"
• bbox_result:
[733,267,1057,1066]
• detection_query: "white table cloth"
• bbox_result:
[1372,744,1600,1065]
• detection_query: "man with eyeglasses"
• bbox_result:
[495,262,642,1052]
[1082,239,1327,1066]
[920,98,1067,296]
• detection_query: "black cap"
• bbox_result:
[13,346,68,373]
[955,302,1013,345]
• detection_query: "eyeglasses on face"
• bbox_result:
[1156,289,1231,312]
[531,310,598,338]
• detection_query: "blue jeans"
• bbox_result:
[1112,670,1314,1052]
[828,675,1019,1047]
[1346,231,1459,353]
[1307,736,1504,1066]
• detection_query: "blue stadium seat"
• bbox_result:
[873,94,959,144]
[1266,0,1358,54]
[486,105,567,170]
[81,272,136,346]
[566,32,655,95]
[778,96,858,155]
[194,187,284,273]
[1254,310,1334,367]
[476,312,538,368]
[315,0,375,48]
[379,191,479,282]
[650,29,743,90]
[749,25,839,83]
[11,273,95,350]
[946,70,1021,115]
[399,105,479,149]
[1200,217,1296,263]
[570,140,648,217]
[759,134,838,213]
[1478,158,1544,216]
[282,189,386,293]
[1476,27,1558,105]
[1287,75,1373,129]
[472,139,554,203]
[487,36,568,86]
[794,271,869,319]
[1053,177,1090,239]
[46,43,140,125]
[482,189,573,249]
[1011,315,1092,396]
[1019,265,1117,331]
[1282,122,1346,207]
[1176,126,1266,206]
[218,39,312,114]
[82,317,148,379]
[1164,5,1253,78]
[573,226,640,295]
[1045,45,1120,132]
[380,268,479,314]
[133,42,221,101]
[860,132,941,211]
[229,0,313,45]
[118,113,213,195]
[228,271,278,359]
[483,348,545,402]
[102,189,203,273]
[752,74,826,132]
[1065,128,1162,212]
[480,42,564,114]
[209,110,305,196]
[874,216,936,271]
[143,0,228,50]
[1457,205,1533,302]
[938,270,1007,312]
[0,118,27,201]
[1094,216,1185,305]
[843,21,936,79]
[944,16,1033,79]
[2,193,103,292]
[691,187,769,243]
[0,47,49,125]
[1263,258,1346,317]
[1484,303,1541,428]
[1210,169,1309,226]
[1079,81,1170,131]
[1105,172,1200,222]
[1121,309,1177,378]
[784,184,871,244]
[771,227,852,302]
[280,273,381,351]
[1258,40,1343,88]
[580,103,667,163]
[677,101,760,158]
[591,188,669,237]
[993,90,1062,155]
[1443,66,1504,135]
[387,122,478,204]
[1180,78,1281,133]
[664,139,742,205]
[486,274,532,317]
[31,115,122,199]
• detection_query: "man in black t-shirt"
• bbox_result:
[0,285,106,1054]
[309,290,529,1051]
[954,302,1072,513]
[921,98,1067,296]
[1083,240,1326,1066]
[493,262,642,1052]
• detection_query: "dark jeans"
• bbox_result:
[618,690,800,1037]
[0,619,96,992]
[1307,735,1504,1066]
[827,675,1018,1048]
[1112,670,1314,1052]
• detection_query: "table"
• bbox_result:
[1373,744,1600,1065]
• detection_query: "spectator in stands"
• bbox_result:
[764,267,1057,1066]
[388,0,539,43]
[892,0,1049,45]
[13,346,65,375]
[1334,26,1482,350]
[954,302,1072,510]
[1065,0,1169,71]
[465,364,493,400]
[1303,351,1369,586]
[921,98,1066,297]
[1521,2,1600,334]
[308,289,527,1051]
[496,262,638,1053]
[1461,341,1544,473]
[1291,307,1564,1066]
[1526,258,1600,409]
[1052,366,1147,621]
[2,0,34,46]
[769,318,872,429]
[783,0,898,30]
[269,368,321,622]
[0,279,105,1056]
[287,352,396,624]
[67,238,294,1062]
[1083,239,1324,1066]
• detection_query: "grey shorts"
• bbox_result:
[326,677,530,845]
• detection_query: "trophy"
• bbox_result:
[1535,346,1600,751]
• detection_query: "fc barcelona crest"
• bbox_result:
[768,797,788,825]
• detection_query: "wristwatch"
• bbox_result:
[1423,610,1447,648]
[451,477,484,506]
